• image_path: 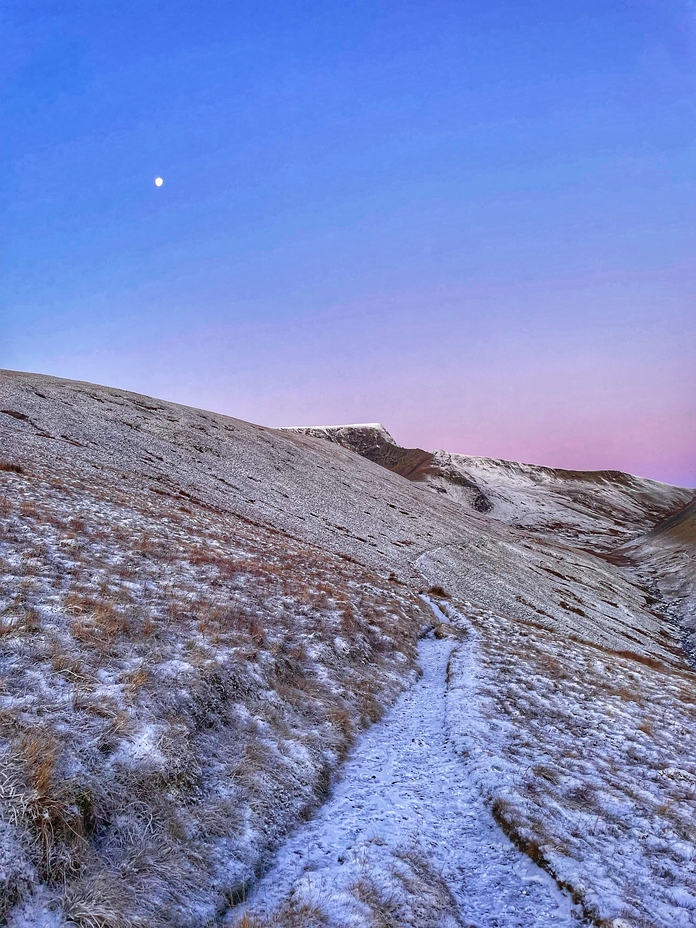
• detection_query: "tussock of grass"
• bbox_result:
[427,584,449,599]
[235,844,468,928]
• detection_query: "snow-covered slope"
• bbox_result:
[430,450,692,550]
[1,370,694,928]
[233,601,578,928]
[2,371,681,661]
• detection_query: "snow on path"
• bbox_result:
[229,600,579,927]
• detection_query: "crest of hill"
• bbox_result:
[281,424,491,510]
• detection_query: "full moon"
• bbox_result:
[154,177,164,187]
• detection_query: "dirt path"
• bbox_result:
[228,600,579,927]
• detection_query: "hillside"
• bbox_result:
[1,370,695,928]
[624,496,696,660]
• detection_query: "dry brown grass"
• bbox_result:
[3,730,95,885]
[427,584,449,599]
[234,900,331,928]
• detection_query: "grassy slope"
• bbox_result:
[447,602,696,927]
[0,369,694,927]
[0,440,427,926]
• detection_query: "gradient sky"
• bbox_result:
[2,1,695,485]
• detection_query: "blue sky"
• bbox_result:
[2,1,695,483]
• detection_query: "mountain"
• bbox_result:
[287,423,691,548]
[1,369,694,928]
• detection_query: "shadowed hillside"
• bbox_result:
[624,495,696,660]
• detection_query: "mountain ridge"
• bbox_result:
[286,421,693,548]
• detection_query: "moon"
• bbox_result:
[154,177,164,187]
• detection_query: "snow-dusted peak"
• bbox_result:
[282,422,397,446]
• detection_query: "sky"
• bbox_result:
[2,1,695,485]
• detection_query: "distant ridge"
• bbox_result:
[283,421,691,547]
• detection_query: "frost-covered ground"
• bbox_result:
[233,585,696,928]
[0,457,427,926]
[426,452,691,551]
[1,370,695,928]
[231,600,579,928]
[447,606,696,927]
